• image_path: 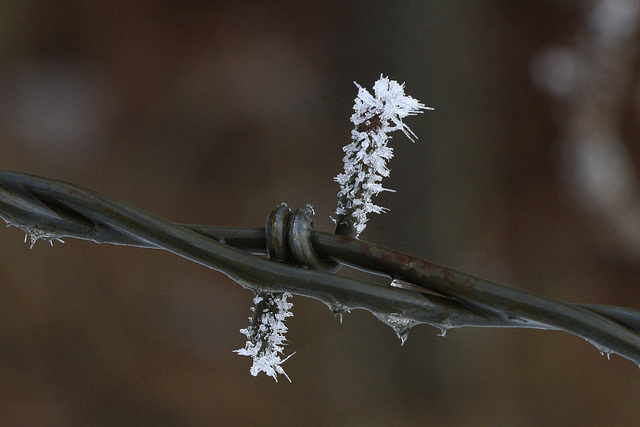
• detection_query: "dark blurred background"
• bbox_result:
[2,0,640,425]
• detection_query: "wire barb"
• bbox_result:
[266,204,339,272]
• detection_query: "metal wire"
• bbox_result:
[1,170,640,365]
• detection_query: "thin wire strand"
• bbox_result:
[1,171,640,364]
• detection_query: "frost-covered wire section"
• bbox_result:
[234,291,295,382]
[334,75,431,238]
[2,171,640,367]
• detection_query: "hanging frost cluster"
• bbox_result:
[335,75,431,238]
[234,292,295,382]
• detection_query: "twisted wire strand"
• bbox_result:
[266,204,339,272]
[0,171,497,328]
[1,171,640,364]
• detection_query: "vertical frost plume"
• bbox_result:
[334,75,431,238]
[234,292,295,382]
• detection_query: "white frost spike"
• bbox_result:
[23,229,65,249]
[375,312,420,345]
[585,338,614,361]
[335,75,432,238]
[2,218,65,249]
[327,301,351,324]
[235,292,295,382]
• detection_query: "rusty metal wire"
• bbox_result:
[1,171,640,365]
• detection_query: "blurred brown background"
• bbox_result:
[2,0,640,425]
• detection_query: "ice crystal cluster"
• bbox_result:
[234,292,294,382]
[3,219,65,249]
[335,75,431,238]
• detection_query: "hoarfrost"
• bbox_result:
[375,312,420,345]
[3,218,65,249]
[436,324,450,337]
[23,228,65,249]
[327,301,351,324]
[585,338,614,361]
[235,292,295,382]
[334,75,432,238]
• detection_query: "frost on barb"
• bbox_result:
[2,218,65,249]
[234,292,295,382]
[334,75,431,238]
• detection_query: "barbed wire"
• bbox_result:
[1,170,640,365]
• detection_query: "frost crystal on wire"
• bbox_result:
[2,218,65,249]
[234,292,295,382]
[335,75,431,238]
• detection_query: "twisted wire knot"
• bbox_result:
[266,204,338,273]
